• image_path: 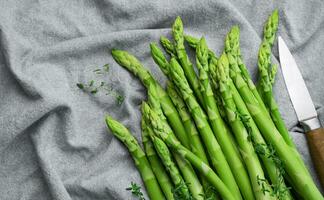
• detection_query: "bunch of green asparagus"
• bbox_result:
[105,10,323,200]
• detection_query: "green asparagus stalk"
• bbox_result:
[150,43,218,199]
[111,50,190,149]
[142,102,237,200]
[196,37,251,200]
[263,9,279,47]
[184,36,228,120]
[146,85,204,200]
[150,43,172,79]
[257,11,295,148]
[172,17,205,107]
[150,134,191,199]
[141,101,204,200]
[160,36,176,56]
[169,57,243,200]
[105,116,165,200]
[166,81,219,200]
[184,34,215,60]
[225,26,270,117]
[166,81,207,162]
[217,53,274,200]
[229,79,292,200]
[210,52,291,199]
[229,57,324,200]
[141,118,174,200]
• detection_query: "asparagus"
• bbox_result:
[229,56,324,200]
[146,85,204,200]
[111,50,190,148]
[172,17,205,107]
[184,34,215,60]
[229,78,292,200]
[169,57,243,200]
[160,36,176,56]
[263,9,279,47]
[150,134,191,199]
[150,44,218,199]
[215,53,292,199]
[141,118,174,200]
[150,43,172,79]
[225,26,269,117]
[142,102,237,200]
[166,81,219,200]
[196,37,252,200]
[257,10,295,148]
[105,116,165,200]
[217,53,275,200]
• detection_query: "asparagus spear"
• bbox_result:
[160,36,176,56]
[150,44,218,199]
[229,55,324,200]
[145,86,204,200]
[142,102,237,200]
[196,37,251,200]
[225,26,270,117]
[263,9,279,47]
[168,57,243,200]
[172,17,205,107]
[150,43,209,165]
[150,133,191,199]
[257,10,295,148]
[111,50,190,149]
[166,81,219,200]
[141,118,174,200]
[105,116,165,200]
[217,53,275,200]
[229,79,292,200]
[184,35,228,120]
[184,35,215,60]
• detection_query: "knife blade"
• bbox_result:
[278,36,324,189]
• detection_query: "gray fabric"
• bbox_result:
[0,0,323,199]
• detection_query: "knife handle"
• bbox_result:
[306,127,324,189]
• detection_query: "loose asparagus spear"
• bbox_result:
[142,102,237,200]
[111,50,190,149]
[141,118,174,200]
[229,56,324,200]
[172,17,205,108]
[160,36,176,56]
[105,116,165,200]
[145,86,204,200]
[169,57,243,200]
[196,37,250,200]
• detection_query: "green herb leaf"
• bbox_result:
[89,80,95,87]
[116,95,124,105]
[76,83,84,89]
[126,182,145,200]
[90,88,98,94]
[103,64,110,72]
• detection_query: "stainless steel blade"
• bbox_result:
[278,36,317,122]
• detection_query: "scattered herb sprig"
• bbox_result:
[126,182,145,200]
[76,64,124,105]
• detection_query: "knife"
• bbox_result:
[278,36,324,188]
